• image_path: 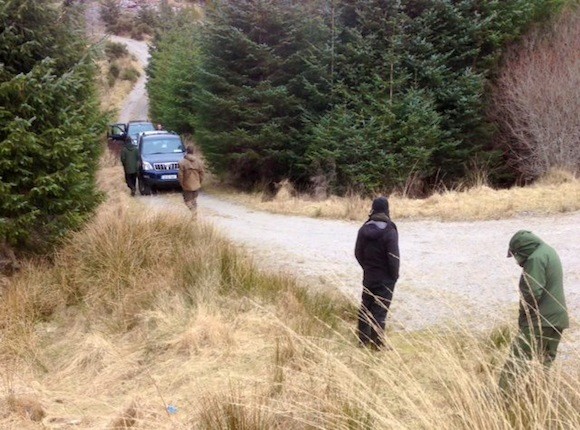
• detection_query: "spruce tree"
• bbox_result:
[147,0,567,194]
[193,0,330,188]
[307,0,447,193]
[308,0,566,192]
[0,0,105,252]
[147,11,201,133]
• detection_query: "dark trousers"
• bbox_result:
[183,189,199,212]
[357,282,395,349]
[499,326,563,391]
[125,173,137,194]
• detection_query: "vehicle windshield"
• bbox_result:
[141,138,185,155]
[129,123,155,139]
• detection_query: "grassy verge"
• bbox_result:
[205,170,580,222]
[0,152,577,428]
[97,41,143,115]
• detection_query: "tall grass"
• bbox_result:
[206,169,580,222]
[0,157,577,428]
[189,326,580,430]
[0,199,352,343]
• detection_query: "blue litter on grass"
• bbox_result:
[167,405,178,415]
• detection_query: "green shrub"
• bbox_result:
[112,15,134,35]
[121,67,140,82]
[100,0,120,31]
[107,63,120,87]
[104,41,129,61]
[137,22,153,37]
[108,62,120,79]
[137,6,159,28]
[130,28,144,41]
[130,23,153,40]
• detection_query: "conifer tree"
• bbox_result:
[148,0,568,194]
[193,0,331,188]
[307,0,566,193]
[307,0,446,193]
[147,11,201,133]
[0,0,105,251]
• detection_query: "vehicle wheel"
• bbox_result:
[138,176,151,196]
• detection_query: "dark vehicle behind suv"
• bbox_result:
[107,120,155,146]
[137,131,185,195]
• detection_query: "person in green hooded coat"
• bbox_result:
[120,140,140,196]
[499,230,569,390]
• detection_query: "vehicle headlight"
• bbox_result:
[142,161,153,171]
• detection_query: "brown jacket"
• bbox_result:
[178,154,204,191]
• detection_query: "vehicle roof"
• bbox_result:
[139,131,180,138]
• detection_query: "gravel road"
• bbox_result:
[85,1,150,121]
[191,196,579,338]
[111,34,150,122]
[102,10,578,356]
[138,194,578,359]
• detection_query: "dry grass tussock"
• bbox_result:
[207,169,580,222]
[0,155,577,428]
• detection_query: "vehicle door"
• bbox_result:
[107,123,126,142]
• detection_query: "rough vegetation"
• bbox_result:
[206,169,580,221]
[103,41,141,88]
[0,2,578,428]
[0,163,578,428]
[491,5,580,182]
[100,0,201,40]
[147,0,578,195]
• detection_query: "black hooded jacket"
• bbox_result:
[355,214,400,288]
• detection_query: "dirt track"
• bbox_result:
[103,14,579,357]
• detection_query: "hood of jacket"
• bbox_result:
[360,213,391,240]
[184,153,197,162]
[508,230,543,265]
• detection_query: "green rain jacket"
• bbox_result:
[120,143,140,174]
[508,230,569,330]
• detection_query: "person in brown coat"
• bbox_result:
[178,146,205,215]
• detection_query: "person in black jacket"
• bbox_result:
[355,197,400,349]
